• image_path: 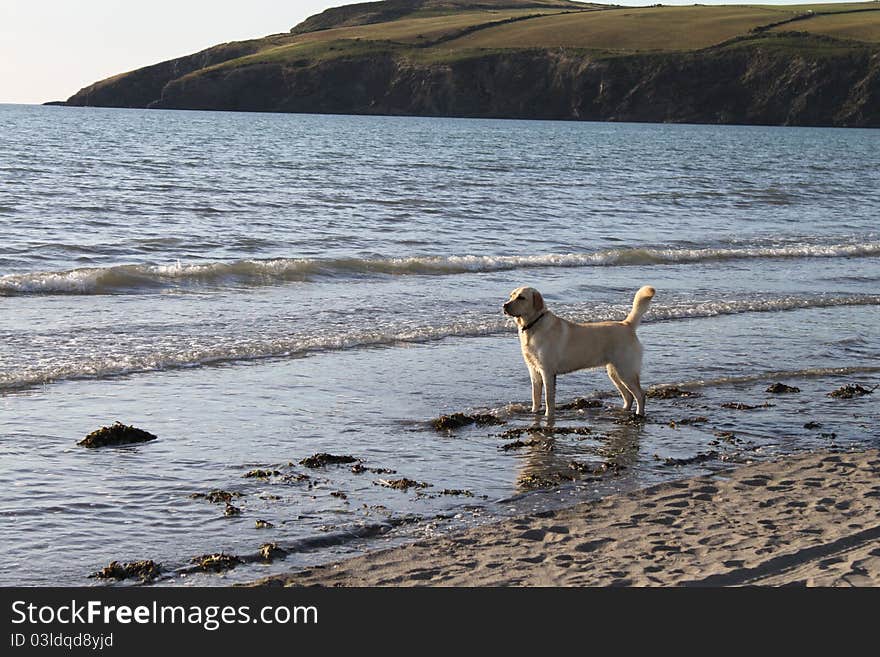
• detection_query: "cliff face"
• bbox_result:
[66,41,268,108]
[83,43,880,127]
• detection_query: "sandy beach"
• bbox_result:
[254,449,880,587]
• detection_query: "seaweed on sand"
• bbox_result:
[78,422,157,448]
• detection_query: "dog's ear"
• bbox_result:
[533,290,544,312]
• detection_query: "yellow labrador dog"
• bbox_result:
[503,285,655,421]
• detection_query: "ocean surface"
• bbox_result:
[1,103,878,586]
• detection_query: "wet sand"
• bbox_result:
[253,449,880,587]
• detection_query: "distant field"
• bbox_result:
[757,2,880,13]
[429,6,797,52]
[206,7,596,72]
[194,2,880,76]
[292,7,582,45]
[770,9,880,43]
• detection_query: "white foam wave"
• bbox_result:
[2,240,878,295]
[1,294,877,392]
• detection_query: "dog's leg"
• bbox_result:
[619,370,646,416]
[529,368,543,413]
[633,375,646,416]
[543,371,556,422]
[606,364,634,411]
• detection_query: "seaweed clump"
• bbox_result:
[569,460,623,476]
[662,450,721,466]
[557,398,603,410]
[646,387,701,399]
[91,560,162,583]
[78,422,157,448]
[191,553,242,572]
[827,384,874,399]
[431,413,504,431]
[375,478,431,490]
[299,453,358,468]
[259,543,287,561]
[519,472,575,490]
[243,469,280,479]
[500,438,553,451]
[766,382,800,393]
[190,490,243,504]
[721,402,774,410]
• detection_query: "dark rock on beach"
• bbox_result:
[77,422,157,448]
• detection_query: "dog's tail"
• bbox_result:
[623,286,656,328]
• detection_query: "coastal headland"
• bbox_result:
[62,1,880,127]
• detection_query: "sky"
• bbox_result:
[0,1,863,104]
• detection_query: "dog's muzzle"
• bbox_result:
[502,302,513,316]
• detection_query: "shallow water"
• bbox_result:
[0,104,878,585]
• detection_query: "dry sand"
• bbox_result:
[255,449,880,587]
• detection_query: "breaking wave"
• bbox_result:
[2,240,878,295]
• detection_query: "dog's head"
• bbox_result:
[503,286,545,321]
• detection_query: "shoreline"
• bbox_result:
[251,448,880,587]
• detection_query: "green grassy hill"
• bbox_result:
[65,1,880,127]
